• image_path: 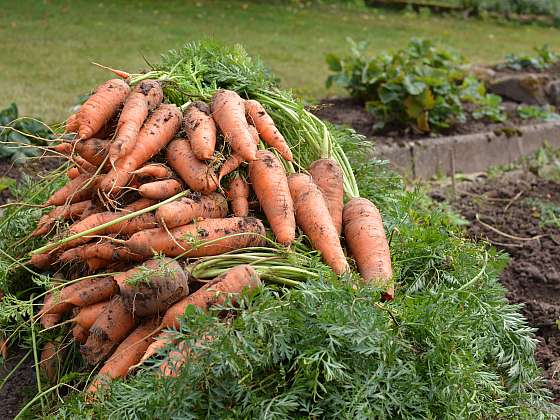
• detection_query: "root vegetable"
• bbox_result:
[72,324,89,344]
[46,174,98,206]
[218,153,244,182]
[81,296,136,365]
[30,253,53,270]
[248,150,295,246]
[245,99,292,161]
[123,198,158,212]
[72,301,111,330]
[125,217,266,258]
[289,173,348,275]
[67,167,80,179]
[343,197,393,298]
[138,179,182,200]
[100,104,182,194]
[308,159,344,235]
[132,164,172,180]
[74,138,110,167]
[65,114,79,133]
[115,258,189,317]
[167,138,218,194]
[226,175,249,217]
[60,242,143,264]
[211,90,256,161]
[155,192,228,229]
[40,341,59,383]
[184,101,216,160]
[32,200,92,237]
[110,80,163,163]
[76,79,130,140]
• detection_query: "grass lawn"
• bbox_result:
[1,0,559,122]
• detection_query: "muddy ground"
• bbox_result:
[432,170,560,400]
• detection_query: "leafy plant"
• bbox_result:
[518,104,560,122]
[499,45,559,71]
[326,39,506,132]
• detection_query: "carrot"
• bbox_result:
[211,90,256,161]
[218,153,244,182]
[110,80,163,163]
[87,317,159,393]
[40,341,60,383]
[30,253,53,270]
[125,217,266,258]
[159,335,213,377]
[74,138,110,167]
[245,99,293,161]
[138,179,183,201]
[247,124,260,144]
[0,337,7,360]
[132,164,172,180]
[74,155,97,174]
[73,324,89,344]
[167,138,218,194]
[248,150,295,246]
[100,104,182,194]
[308,159,344,235]
[71,301,111,329]
[52,142,73,155]
[115,258,189,317]
[65,113,79,133]
[343,197,393,298]
[67,167,80,179]
[46,174,98,206]
[122,197,158,212]
[288,173,348,275]
[32,200,92,237]
[40,294,64,329]
[76,79,130,140]
[85,257,110,273]
[60,242,143,264]
[40,277,118,315]
[81,296,136,365]
[226,175,250,217]
[184,101,217,160]
[79,200,102,220]
[155,192,228,229]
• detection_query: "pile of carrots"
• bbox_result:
[25,77,392,392]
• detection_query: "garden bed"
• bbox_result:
[432,169,560,401]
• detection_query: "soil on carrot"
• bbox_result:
[310,97,549,146]
[432,171,560,401]
[0,347,37,420]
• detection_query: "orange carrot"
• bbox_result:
[40,341,60,383]
[0,337,7,360]
[74,155,97,174]
[122,197,158,212]
[81,296,136,365]
[30,253,53,270]
[247,124,260,144]
[211,90,256,161]
[226,175,250,217]
[76,79,130,140]
[167,138,218,194]
[46,174,98,206]
[110,80,163,163]
[155,192,228,228]
[248,150,295,246]
[125,217,266,258]
[67,167,80,179]
[100,104,182,194]
[40,277,118,315]
[73,324,89,344]
[218,153,244,182]
[184,101,217,160]
[245,99,292,161]
[158,335,213,377]
[138,179,183,201]
[32,200,92,237]
[65,113,79,133]
[308,159,344,235]
[115,258,189,317]
[288,173,348,275]
[71,301,111,329]
[40,293,64,329]
[87,317,159,393]
[74,138,110,167]
[132,164,172,180]
[85,257,110,273]
[60,242,143,264]
[343,197,393,298]
[52,142,73,155]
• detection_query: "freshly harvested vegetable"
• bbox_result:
[308,159,344,235]
[114,258,189,317]
[248,150,295,246]
[87,318,159,393]
[132,164,172,180]
[122,198,158,212]
[226,175,249,217]
[76,79,130,139]
[71,301,111,330]
[74,138,110,167]
[245,99,293,161]
[183,101,216,160]
[343,197,393,298]
[72,324,89,344]
[60,242,143,264]
[218,153,244,182]
[81,296,136,365]
[138,179,182,200]
[67,167,80,179]
[46,174,98,206]
[110,79,163,163]
[289,173,348,275]
[101,103,182,194]
[125,217,266,257]
[155,192,228,229]
[211,90,256,162]
[167,138,218,194]
[40,341,59,383]
[32,200,92,237]
[65,113,79,133]
[40,293,64,329]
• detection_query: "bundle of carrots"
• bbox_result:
[24,76,393,392]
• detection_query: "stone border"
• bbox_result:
[374,122,560,179]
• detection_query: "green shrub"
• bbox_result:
[326,39,505,132]
[498,45,559,71]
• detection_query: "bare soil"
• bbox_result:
[0,347,36,420]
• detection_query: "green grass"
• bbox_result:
[1,0,560,122]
